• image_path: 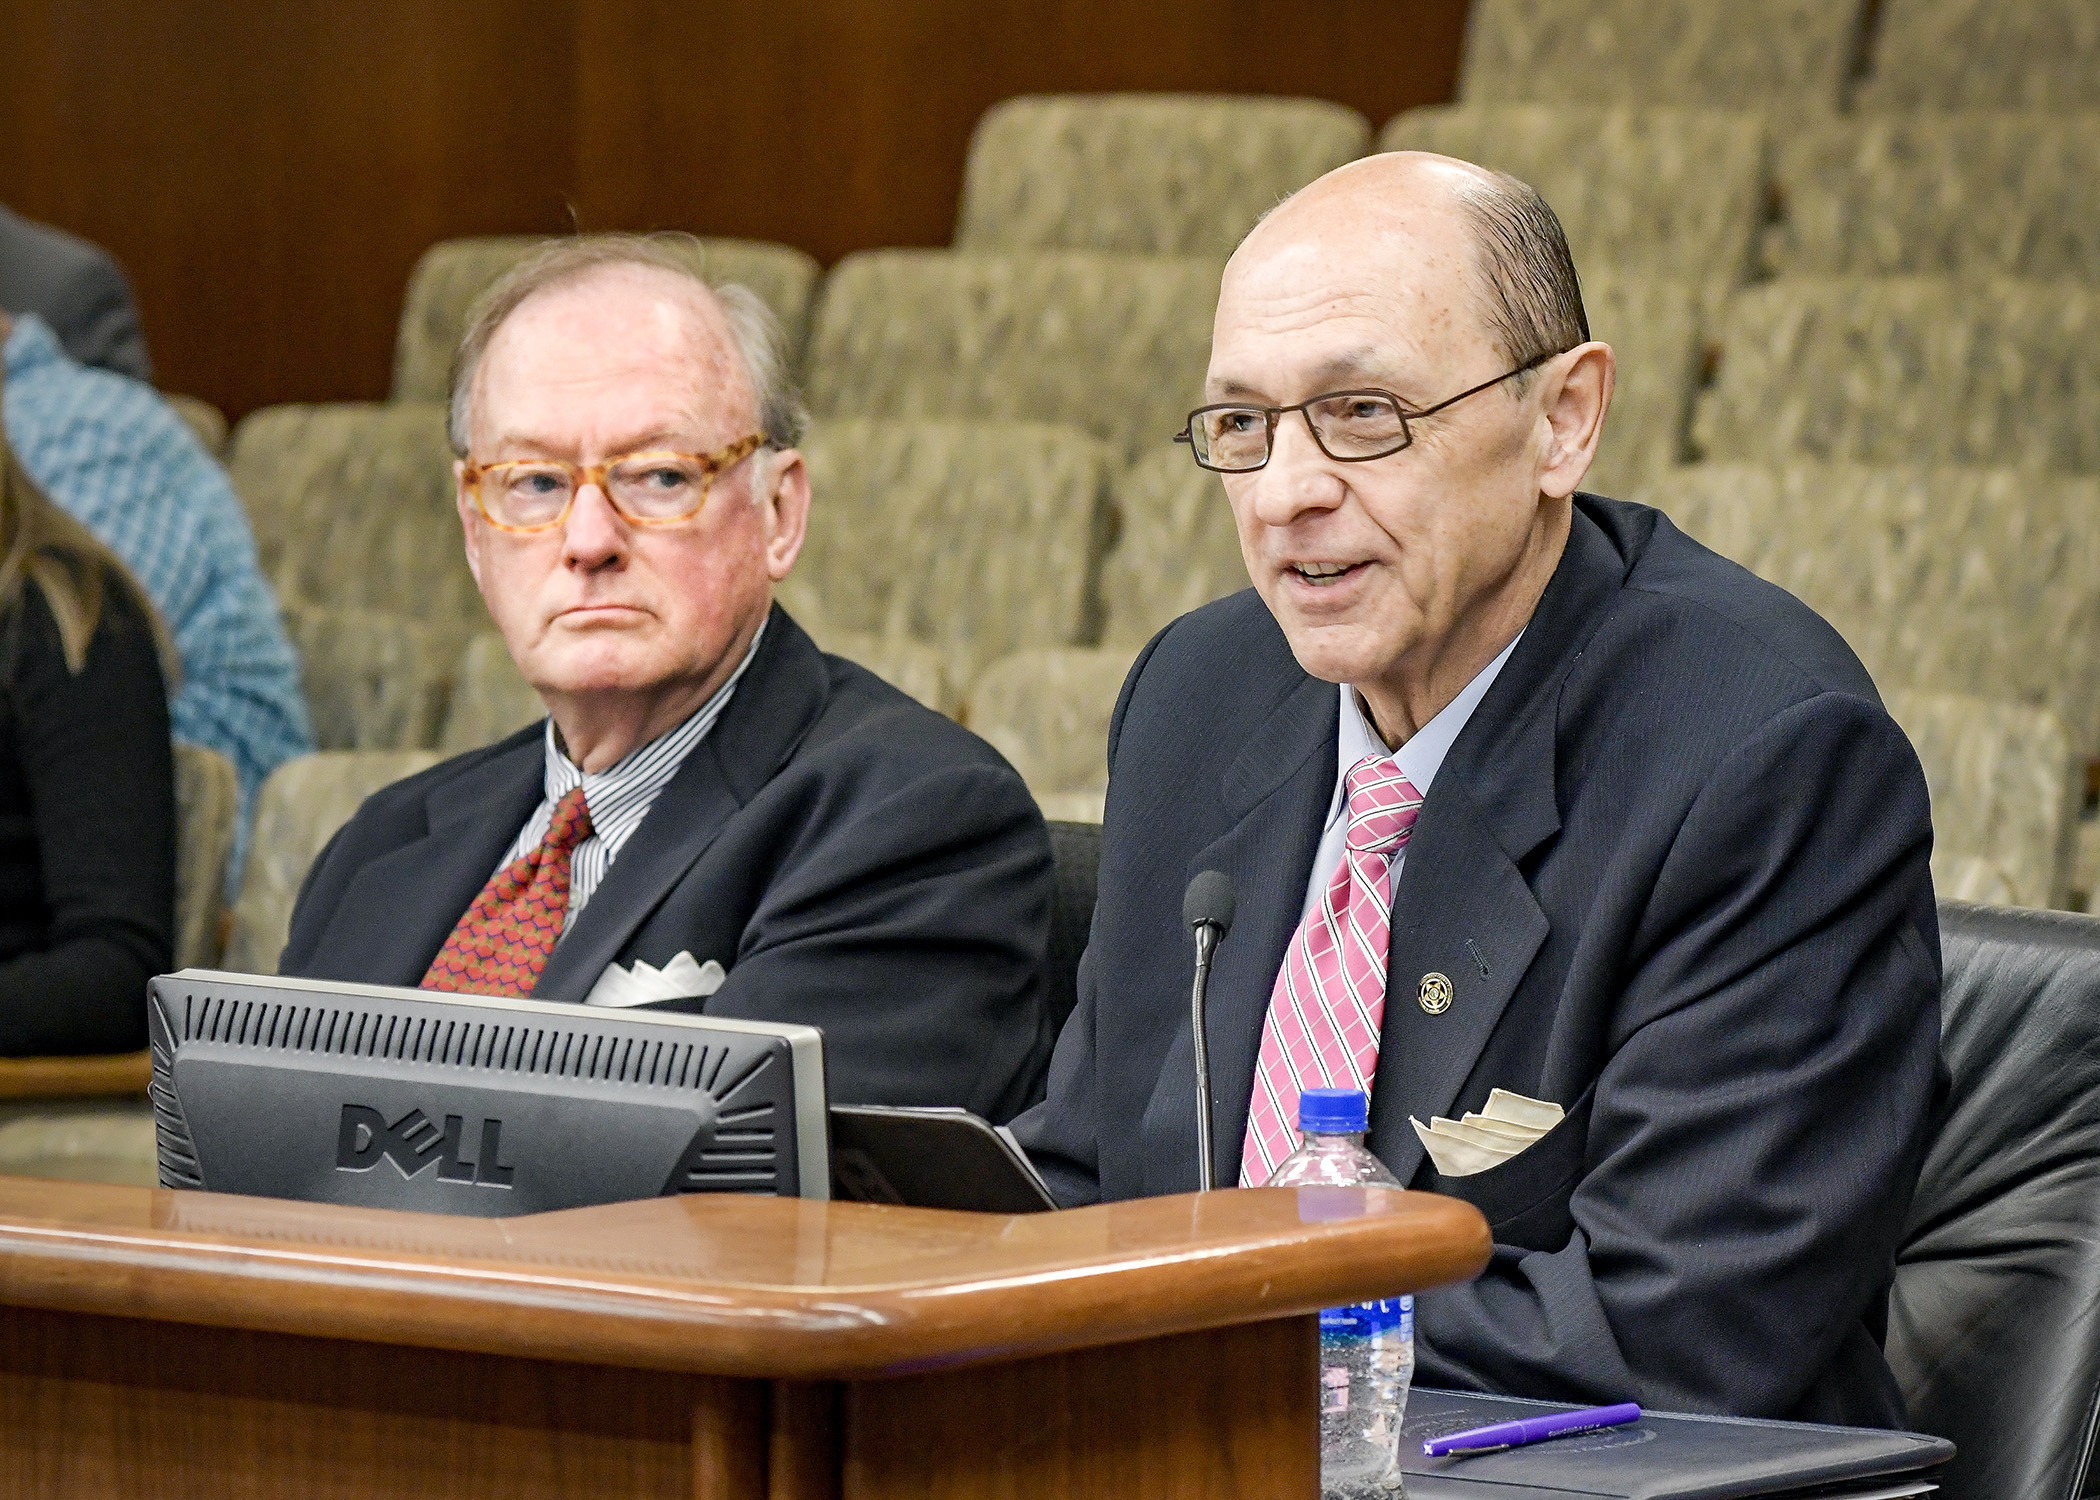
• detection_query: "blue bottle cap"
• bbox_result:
[1298,1088,1368,1133]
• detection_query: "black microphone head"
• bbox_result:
[1183,870,1236,940]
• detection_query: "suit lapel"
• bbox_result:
[1366,504,1632,1179]
[311,735,545,987]
[1173,673,1336,1181]
[533,607,831,1004]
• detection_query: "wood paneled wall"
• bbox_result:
[0,0,1467,420]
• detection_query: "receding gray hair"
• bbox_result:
[1446,168,1590,379]
[445,231,808,460]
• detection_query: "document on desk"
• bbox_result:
[1399,1389,1950,1499]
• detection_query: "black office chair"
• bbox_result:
[1043,820,1102,1042]
[1887,901,2100,1500]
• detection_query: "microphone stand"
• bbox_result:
[1190,921,1221,1191]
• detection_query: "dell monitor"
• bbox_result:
[148,969,828,1216]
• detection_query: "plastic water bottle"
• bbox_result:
[1264,1087,1414,1497]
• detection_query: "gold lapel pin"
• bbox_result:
[1418,972,1453,1015]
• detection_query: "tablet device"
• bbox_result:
[829,1104,1058,1212]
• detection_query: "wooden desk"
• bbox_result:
[0,1177,1488,1499]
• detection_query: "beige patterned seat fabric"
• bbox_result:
[1693,278,2100,474]
[0,1099,157,1188]
[1380,106,1768,286]
[1579,273,1707,496]
[1932,854,2021,909]
[172,741,239,969]
[1855,0,2100,111]
[803,251,1222,459]
[956,94,1370,256]
[286,601,453,752]
[437,631,544,755]
[227,401,485,630]
[788,622,955,718]
[967,647,1139,822]
[1101,449,1247,649]
[1766,116,2100,281]
[791,418,1116,685]
[390,235,823,403]
[223,749,442,975]
[164,393,229,457]
[1644,463,2100,758]
[1459,0,1862,109]
[1883,688,2078,910]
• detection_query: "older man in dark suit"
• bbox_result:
[0,205,152,381]
[1012,154,1941,1424]
[283,235,1053,1122]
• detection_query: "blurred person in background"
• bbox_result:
[0,374,173,1055]
[0,310,310,865]
[0,204,152,382]
[281,236,1054,1120]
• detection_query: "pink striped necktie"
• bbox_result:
[1240,755,1425,1185]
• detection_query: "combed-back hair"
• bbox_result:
[445,232,808,460]
[1448,168,1590,376]
[0,380,175,678]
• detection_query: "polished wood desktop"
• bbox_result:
[0,1176,1488,1499]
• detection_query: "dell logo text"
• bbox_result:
[335,1103,515,1188]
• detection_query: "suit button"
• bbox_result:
[1418,972,1453,1014]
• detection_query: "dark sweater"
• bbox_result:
[0,576,173,1054]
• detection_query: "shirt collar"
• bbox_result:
[3,314,65,379]
[541,617,768,804]
[1324,630,1524,831]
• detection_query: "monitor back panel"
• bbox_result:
[148,971,827,1216]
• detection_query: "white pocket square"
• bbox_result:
[1411,1089,1565,1178]
[583,951,726,1008]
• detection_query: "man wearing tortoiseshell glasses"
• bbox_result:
[280,234,1054,1123]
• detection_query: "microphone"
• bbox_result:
[1182,870,1236,1191]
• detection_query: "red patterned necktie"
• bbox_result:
[421,787,593,999]
[1240,756,1424,1185]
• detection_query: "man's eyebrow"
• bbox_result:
[1207,348,1415,404]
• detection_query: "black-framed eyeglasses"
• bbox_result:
[1174,348,1565,473]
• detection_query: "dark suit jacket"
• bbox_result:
[0,206,152,381]
[1012,496,1942,1426]
[283,607,1055,1123]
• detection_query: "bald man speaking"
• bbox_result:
[1012,155,1941,1425]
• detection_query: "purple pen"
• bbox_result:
[1423,1402,1643,1457]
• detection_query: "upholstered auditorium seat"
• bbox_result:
[1890,902,2100,1499]
[172,742,239,969]
[222,750,442,975]
[164,394,229,458]
[227,401,483,630]
[789,418,1116,686]
[1884,689,2079,911]
[1694,279,2100,474]
[1766,115,2100,281]
[1570,273,1706,496]
[1100,449,1247,650]
[436,632,544,755]
[1457,0,1863,109]
[1647,463,2100,759]
[802,251,1221,459]
[955,94,1370,256]
[966,647,1136,824]
[1379,105,1767,287]
[284,602,453,753]
[1855,0,2100,111]
[390,235,822,403]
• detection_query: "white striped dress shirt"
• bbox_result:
[492,622,766,933]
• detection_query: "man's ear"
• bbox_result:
[454,460,486,590]
[1536,342,1615,501]
[760,448,811,582]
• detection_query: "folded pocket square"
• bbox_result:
[1413,1090,1565,1178]
[583,951,726,1008]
